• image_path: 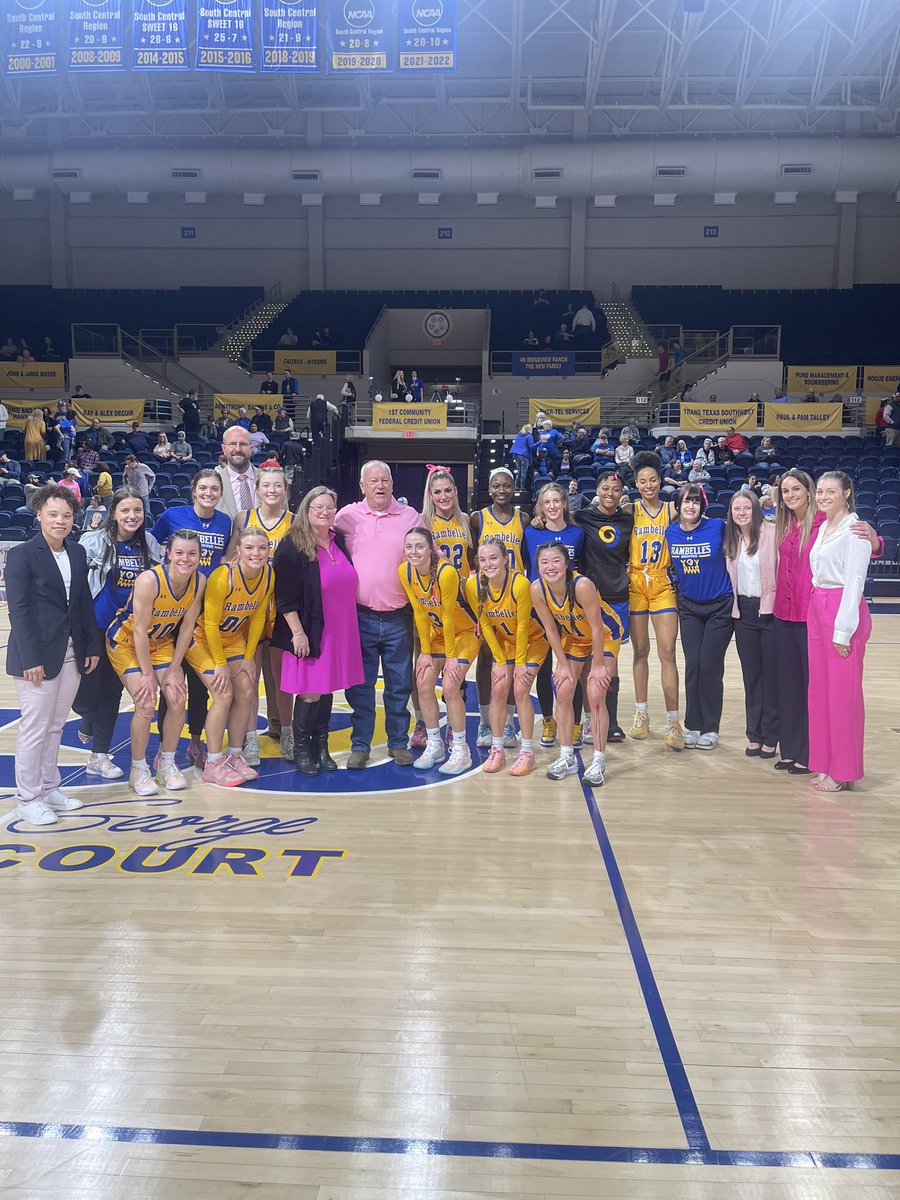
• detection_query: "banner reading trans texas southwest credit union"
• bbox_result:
[528,397,601,425]
[680,401,756,433]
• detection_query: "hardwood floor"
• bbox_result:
[0,608,897,1197]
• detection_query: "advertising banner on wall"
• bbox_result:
[862,366,900,394]
[785,366,857,394]
[214,394,284,423]
[527,397,601,425]
[275,350,337,375]
[763,402,842,432]
[71,398,145,426]
[0,362,66,390]
[680,401,756,432]
[513,352,575,377]
[372,402,447,431]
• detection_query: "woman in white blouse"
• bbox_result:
[806,471,872,792]
[724,491,779,758]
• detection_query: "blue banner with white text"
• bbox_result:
[261,1,318,72]
[4,0,58,76]
[512,352,576,377]
[327,0,392,72]
[196,0,255,71]
[132,0,188,69]
[68,1,124,71]
[398,0,456,71]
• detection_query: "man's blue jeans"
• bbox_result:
[345,606,413,753]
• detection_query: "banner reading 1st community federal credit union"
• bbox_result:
[680,401,756,433]
[528,397,600,425]
[372,402,447,431]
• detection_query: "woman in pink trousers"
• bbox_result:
[806,471,872,792]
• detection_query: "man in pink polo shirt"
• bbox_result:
[335,460,421,769]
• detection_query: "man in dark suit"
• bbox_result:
[6,484,101,825]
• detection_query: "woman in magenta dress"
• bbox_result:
[272,486,363,777]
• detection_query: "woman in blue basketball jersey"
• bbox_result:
[664,484,734,750]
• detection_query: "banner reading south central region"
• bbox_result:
[132,0,188,70]
[4,0,58,76]
[261,1,318,72]
[68,1,123,71]
[398,0,457,71]
[327,0,392,72]
[197,0,255,72]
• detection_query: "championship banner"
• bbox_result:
[275,349,337,374]
[372,402,447,431]
[0,361,66,389]
[71,398,145,426]
[528,397,601,425]
[398,0,457,71]
[513,352,575,377]
[680,401,756,432]
[67,1,123,71]
[327,0,392,72]
[785,366,857,395]
[862,366,900,394]
[132,0,188,70]
[4,0,57,76]
[764,402,842,432]
[197,1,254,72]
[214,394,284,423]
[261,0,318,72]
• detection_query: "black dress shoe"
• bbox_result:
[745,747,761,758]
[788,763,812,775]
[774,759,794,771]
[758,748,777,760]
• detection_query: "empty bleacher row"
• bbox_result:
[632,284,900,366]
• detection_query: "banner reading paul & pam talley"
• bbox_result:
[785,366,857,395]
[372,402,447,432]
[680,401,756,433]
[764,402,842,432]
[528,397,600,425]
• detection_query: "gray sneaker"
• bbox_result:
[243,731,261,766]
[546,753,578,781]
[582,758,606,787]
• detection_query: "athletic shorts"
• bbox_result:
[107,636,175,677]
[185,631,248,676]
[495,633,548,670]
[629,571,677,617]
[428,630,480,666]
[560,624,619,663]
[604,600,630,654]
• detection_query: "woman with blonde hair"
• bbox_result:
[153,432,174,460]
[24,409,46,461]
[421,466,473,572]
[271,486,363,776]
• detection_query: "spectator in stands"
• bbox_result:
[803,390,819,404]
[308,393,339,443]
[22,411,44,462]
[656,343,671,399]
[689,459,711,486]
[760,478,779,521]
[81,495,107,531]
[259,449,281,469]
[273,407,293,435]
[17,340,35,362]
[675,438,693,467]
[572,303,596,341]
[672,340,689,384]
[0,451,21,491]
[534,447,553,482]
[248,423,269,453]
[569,426,593,463]
[875,397,890,436]
[340,377,356,408]
[533,289,550,309]
[96,463,113,500]
[713,437,734,465]
[566,479,586,512]
[553,324,573,347]
[772,386,786,400]
[281,369,298,400]
[179,389,200,434]
[56,410,77,463]
[71,384,92,402]
[558,449,573,476]
[661,459,686,499]
[536,419,563,474]
[215,425,259,518]
[0,399,7,433]
[42,336,60,361]
[591,431,615,465]
[277,328,298,348]
[561,301,576,324]
[74,441,100,476]
[656,436,676,467]
[321,327,334,348]
[742,473,764,498]
[59,467,83,506]
[0,337,17,359]
[615,433,635,480]
[123,455,155,514]
[123,422,150,456]
[234,406,251,430]
[42,407,60,461]
[522,330,539,348]
[24,473,42,510]
[259,371,279,396]
[408,371,424,403]
[755,436,782,473]
[622,419,641,445]
[724,423,749,455]
[541,336,554,352]
[508,424,534,489]
[153,432,175,461]
[252,404,273,434]
[172,431,193,460]
[83,417,114,453]
[392,369,408,399]
[883,393,900,447]
[335,461,421,770]
[693,437,715,469]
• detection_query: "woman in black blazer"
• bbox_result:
[5,484,101,826]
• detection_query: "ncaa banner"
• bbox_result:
[4,0,58,76]
[528,397,600,425]
[71,398,145,426]
[327,0,392,72]
[261,0,318,72]
[680,401,756,432]
[0,361,66,389]
[67,1,124,71]
[764,402,842,432]
[196,0,254,71]
[132,0,188,69]
[398,0,457,71]
[513,352,575,377]
[862,365,900,394]
[275,349,337,374]
[785,365,857,395]
[372,402,447,431]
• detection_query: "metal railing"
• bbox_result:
[215,282,285,349]
[245,346,362,376]
[489,349,606,375]
[70,323,214,400]
[349,396,480,429]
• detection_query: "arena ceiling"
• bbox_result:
[1,0,898,150]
